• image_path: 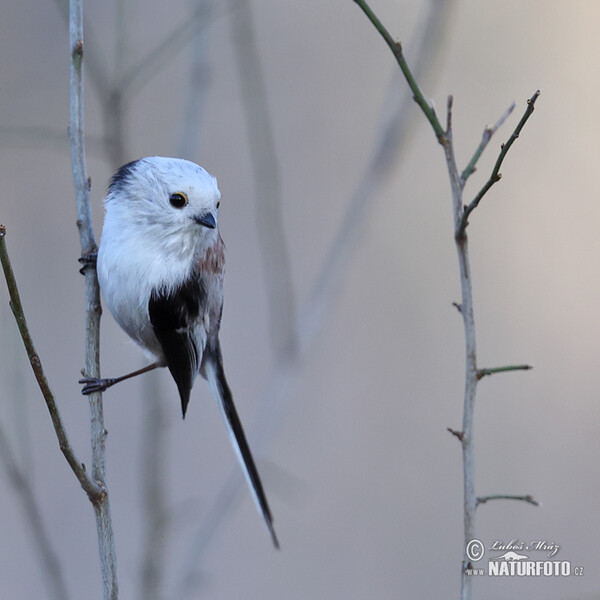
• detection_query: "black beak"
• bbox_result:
[193,212,216,229]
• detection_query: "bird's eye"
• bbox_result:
[216,201,221,209]
[169,192,188,209]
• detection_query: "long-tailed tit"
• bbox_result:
[80,156,278,547]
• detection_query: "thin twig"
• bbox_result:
[353,0,445,141]
[69,0,119,597]
[477,494,539,507]
[460,102,515,184]
[457,90,540,238]
[477,364,532,380]
[0,225,101,500]
[447,427,464,441]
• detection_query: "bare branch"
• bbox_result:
[353,0,445,141]
[447,427,464,441]
[442,98,478,600]
[354,4,539,600]
[477,494,539,507]
[69,0,118,597]
[457,90,540,238]
[52,0,112,99]
[0,225,101,499]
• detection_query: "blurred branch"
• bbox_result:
[229,0,298,358]
[354,3,538,600]
[302,0,448,349]
[0,304,33,474]
[117,3,213,98]
[138,373,169,600]
[69,0,119,598]
[0,126,108,157]
[0,421,70,600]
[54,0,214,169]
[178,0,214,158]
[175,1,452,590]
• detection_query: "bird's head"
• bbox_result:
[106,157,221,246]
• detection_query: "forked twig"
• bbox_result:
[457,90,540,238]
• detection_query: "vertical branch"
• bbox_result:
[106,0,128,168]
[178,0,213,158]
[354,4,539,600]
[138,374,169,600]
[302,0,448,344]
[441,98,477,600]
[69,1,118,598]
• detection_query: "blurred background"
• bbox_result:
[1,0,599,598]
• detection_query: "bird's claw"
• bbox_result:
[78,251,98,275]
[79,377,115,395]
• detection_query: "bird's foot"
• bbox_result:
[79,377,116,395]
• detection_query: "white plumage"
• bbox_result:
[97,157,220,360]
[81,157,278,547]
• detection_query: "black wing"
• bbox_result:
[149,277,206,417]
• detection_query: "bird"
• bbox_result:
[79,156,278,548]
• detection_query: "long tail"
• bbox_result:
[204,347,279,549]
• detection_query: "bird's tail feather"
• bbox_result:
[204,353,279,549]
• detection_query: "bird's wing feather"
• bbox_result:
[148,277,206,417]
